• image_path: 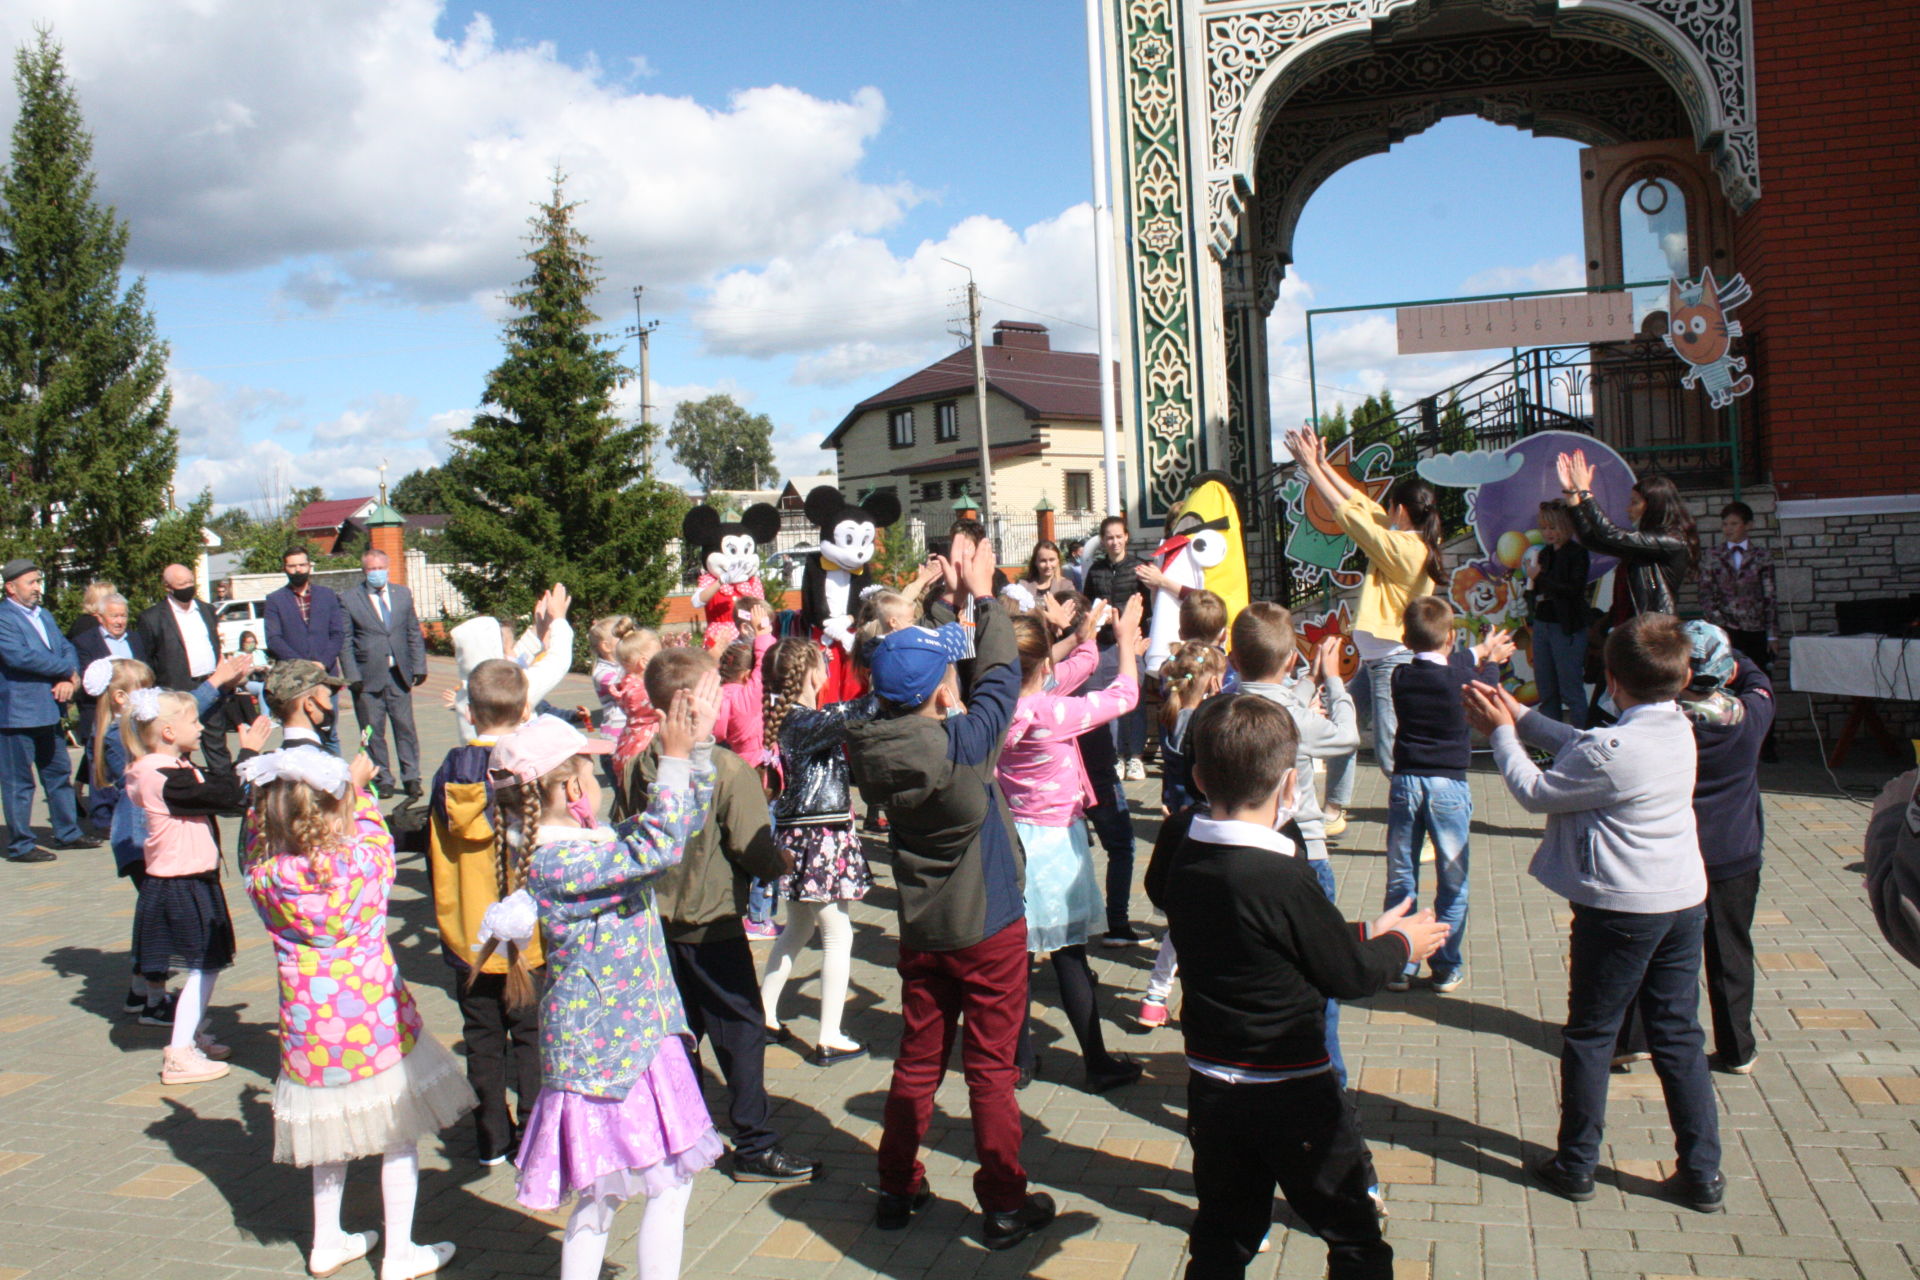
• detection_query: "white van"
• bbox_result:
[215,599,267,655]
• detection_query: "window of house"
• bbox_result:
[1619,176,1690,327]
[919,482,943,503]
[889,408,914,448]
[935,401,959,442]
[1065,471,1094,513]
[948,478,971,500]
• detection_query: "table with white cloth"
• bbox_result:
[1789,635,1920,765]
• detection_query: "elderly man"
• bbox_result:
[0,559,93,863]
[135,563,232,776]
[341,550,427,796]
[70,591,146,826]
[263,547,345,752]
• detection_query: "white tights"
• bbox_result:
[559,1178,694,1280]
[758,900,856,1050]
[170,968,216,1050]
[310,1145,421,1259]
[1145,934,1179,1004]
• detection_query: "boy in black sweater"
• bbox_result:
[1146,694,1446,1280]
[1382,597,1512,993]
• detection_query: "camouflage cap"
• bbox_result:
[264,659,346,713]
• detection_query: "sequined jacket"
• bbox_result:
[768,696,877,827]
[528,755,712,1100]
[1698,542,1777,636]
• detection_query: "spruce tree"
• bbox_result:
[442,174,686,652]
[0,31,196,611]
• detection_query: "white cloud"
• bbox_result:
[3,0,918,302]
[692,206,1100,376]
[1460,254,1585,295]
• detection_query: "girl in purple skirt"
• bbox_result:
[479,677,724,1280]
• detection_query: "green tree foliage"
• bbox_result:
[0,32,193,613]
[440,174,686,655]
[667,393,776,493]
[390,465,450,514]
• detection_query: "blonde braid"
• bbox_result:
[762,638,817,793]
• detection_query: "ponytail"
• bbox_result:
[1385,475,1446,588]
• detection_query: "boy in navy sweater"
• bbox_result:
[1147,694,1446,1279]
[1383,598,1512,992]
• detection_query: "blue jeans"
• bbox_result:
[1532,623,1588,729]
[1090,643,1148,759]
[1558,902,1720,1184]
[746,877,779,926]
[1312,857,1348,1088]
[1383,774,1471,977]
[1088,776,1136,933]
[1,726,82,859]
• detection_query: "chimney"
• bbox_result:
[991,320,1050,351]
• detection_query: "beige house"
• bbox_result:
[824,322,1125,523]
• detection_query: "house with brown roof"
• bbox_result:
[823,322,1125,524]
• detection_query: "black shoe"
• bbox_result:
[7,849,56,864]
[139,993,179,1027]
[1661,1171,1726,1214]
[1708,1051,1757,1076]
[732,1145,819,1183]
[53,835,103,850]
[122,991,147,1017]
[982,1192,1056,1251]
[806,1041,867,1068]
[403,780,423,799]
[1529,1157,1595,1202]
[1086,1055,1144,1095]
[875,1185,932,1230]
[1100,926,1143,948]
[1016,1052,1041,1092]
[764,1023,795,1048]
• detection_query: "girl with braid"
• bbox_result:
[488,688,722,1280]
[757,637,880,1065]
[242,746,476,1280]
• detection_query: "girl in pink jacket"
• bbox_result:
[998,594,1146,1094]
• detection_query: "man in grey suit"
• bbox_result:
[340,549,428,796]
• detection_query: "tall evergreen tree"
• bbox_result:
[441,174,685,647]
[0,31,197,611]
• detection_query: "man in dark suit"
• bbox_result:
[0,560,92,863]
[263,547,345,752]
[340,550,428,796]
[135,563,233,777]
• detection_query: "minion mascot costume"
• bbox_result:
[1143,472,1250,674]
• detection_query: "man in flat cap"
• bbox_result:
[0,560,93,863]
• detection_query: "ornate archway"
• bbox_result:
[1107,0,1759,519]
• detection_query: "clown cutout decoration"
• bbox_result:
[1144,473,1249,674]
[684,502,782,651]
[800,484,901,702]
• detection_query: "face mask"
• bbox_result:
[314,700,338,734]
[567,792,596,829]
[287,571,310,589]
[169,585,197,605]
[365,569,389,590]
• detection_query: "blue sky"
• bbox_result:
[1,0,1586,510]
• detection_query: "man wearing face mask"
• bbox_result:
[340,550,427,797]
[136,564,236,777]
[263,548,346,753]
[0,560,92,862]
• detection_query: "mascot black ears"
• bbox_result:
[682,503,781,583]
[803,485,901,572]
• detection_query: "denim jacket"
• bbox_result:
[529,753,713,1100]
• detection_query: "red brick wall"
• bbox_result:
[1738,4,1920,500]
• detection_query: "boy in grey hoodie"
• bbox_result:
[1465,612,1723,1214]
[845,537,1056,1253]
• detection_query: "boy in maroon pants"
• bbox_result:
[847,536,1054,1252]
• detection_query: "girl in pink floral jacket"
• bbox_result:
[242,747,476,1280]
[998,594,1146,1093]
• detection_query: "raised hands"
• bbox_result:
[659,671,725,760]
[211,653,253,690]
[1475,627,1518,667]
[1284,426,1326,472]
[1461,680,1521,735]
[236,714,275,754]
[1041,592,1077,636]
[1311,634,1345,682]
[1370,898,1451,966]
[1555,449,1596,503]
[960,537,997,602]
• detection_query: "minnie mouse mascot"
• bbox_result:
[800,484,901,703]
[683,502,782,650]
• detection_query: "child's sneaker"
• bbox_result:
[1135,998,1169,1028]
[1125,757,1147,782]
[1385,971,1413,993]
[160,1045,230,1085]
[1323,810,1349,839]
[196,1030,233,1061]
[139,993,179,1027]
[122,990,147,1018]
[744,918,781,941]
[1430,968,1465,994]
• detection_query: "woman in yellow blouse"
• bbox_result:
[1284,427,1448,827]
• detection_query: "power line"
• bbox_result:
[979,293,1096,332]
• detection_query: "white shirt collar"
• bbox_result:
[282,726,321,744]
[1414,649,1449,665]
[1188,815,1298,858]
[1615,699,1677,724]
[168,595,196,612]
[1726,541,1748,553]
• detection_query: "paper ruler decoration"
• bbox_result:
[1397,293,1635,354]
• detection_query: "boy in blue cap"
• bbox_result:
[845,536,1055,1252]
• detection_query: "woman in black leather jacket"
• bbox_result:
[1558,449,1698,618]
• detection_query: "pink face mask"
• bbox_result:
[566,790,596,829]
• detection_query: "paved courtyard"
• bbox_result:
[0,657,1916,1280]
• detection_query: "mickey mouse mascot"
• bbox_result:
[800,484,901,703]
[683,502,782,650]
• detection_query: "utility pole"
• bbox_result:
[1084,0,1122,518]
[958,271,994,526]
[625,285,661,474]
